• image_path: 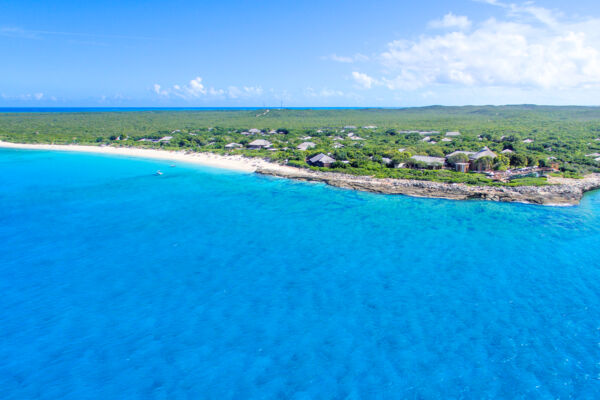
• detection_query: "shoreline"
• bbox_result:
[0,141,262,172]
[2,141,599,206]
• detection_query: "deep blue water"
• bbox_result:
[1,149,599,399]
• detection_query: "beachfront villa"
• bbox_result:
[410,155,445,169]
[247,139,272,149]
[308,153,336,167]
[410,147,498,172]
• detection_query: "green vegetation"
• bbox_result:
[1,106,599,185]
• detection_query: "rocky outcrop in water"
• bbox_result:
[256,165,600,206]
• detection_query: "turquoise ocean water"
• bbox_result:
[1,148,599,399]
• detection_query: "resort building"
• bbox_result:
[308,153,336,167]
[410,155,445,169]
[446,150,475,158]
[297,142,316,151]
[225,143,243,149]
[247,139,272,149]
[469,147,497,172]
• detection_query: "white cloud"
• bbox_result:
[352,71,378,89]
[428,13,472,30]
[375,3,600,91]
[153,77,262,100]
[186,76,206,96]
[326,53,369,63]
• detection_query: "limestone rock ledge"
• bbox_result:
[256,165,600,206]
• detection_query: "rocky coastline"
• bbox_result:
[256,164,600,206]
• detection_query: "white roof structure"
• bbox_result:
[309,153,335,164]
[248,139,272,148]
[297,142,316,150]
[470,147,497,160]
[585,153,600,157]
[225,143,243,149]
[523,139,534,143]
[446,150,475,158]
[441,138,452,142]
[158,136,173,142]
[446,131,461,136]
[501,149,514,154]
[248,128,261,134]
[411,155,445,165]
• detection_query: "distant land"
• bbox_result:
[2,105,600,203]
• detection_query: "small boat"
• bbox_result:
[155,170,163,176]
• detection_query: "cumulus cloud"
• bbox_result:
[352,71,378,89]
[375,2,600,91]
[428,13,472,30]
[153,77,262,100]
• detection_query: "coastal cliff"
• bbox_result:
[256,165,600,205]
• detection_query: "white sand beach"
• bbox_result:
[0,141,269,173]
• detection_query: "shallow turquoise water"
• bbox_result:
[1,148,599,399]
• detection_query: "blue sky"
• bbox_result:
[2,0,600,106]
